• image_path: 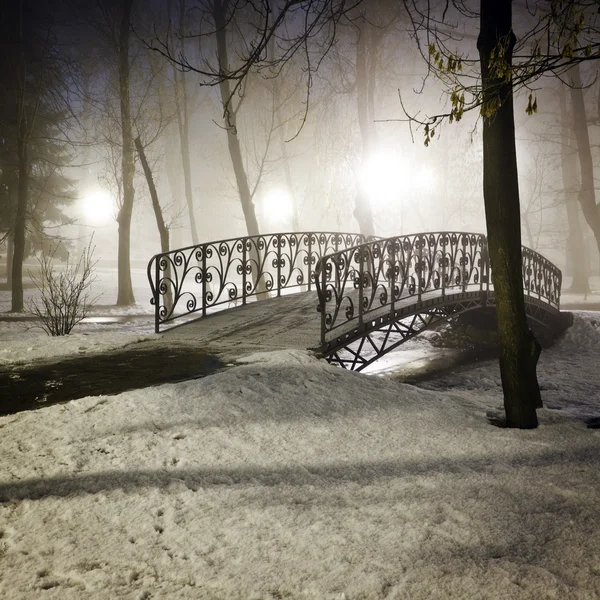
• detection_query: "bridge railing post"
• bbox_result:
[441,242,446,300]
[417,236,422,303]
[481,237,489,306]
[154,257,160,333]
[334,235,340,291]
[242,238,247,306]
[537,256,542,302]
[308,234,313,292]
[320,259,327,346]
[277,234,282,297]
[389,239,396,314]
[202,245,207,317]
[358,246,364,327]
[462,239,468,293]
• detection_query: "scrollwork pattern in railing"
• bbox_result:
[315,232,563,344]
[315,232,489,341]
[522,246,562,309]
[147,231,371,332]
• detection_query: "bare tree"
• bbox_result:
[115,0,136,306]
[559,83,590,294]
[1,0,78,312]
[568,64,600,268]
[28,238,98,336]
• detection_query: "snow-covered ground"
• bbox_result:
[0,298,599,598]
[560,275,600,307]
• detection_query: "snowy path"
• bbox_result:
[0,313,599,599]
[162,292,324,358]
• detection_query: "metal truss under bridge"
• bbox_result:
[147,231,564,371]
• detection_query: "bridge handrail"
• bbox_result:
[314,232,562,345]
[147,231,376,332]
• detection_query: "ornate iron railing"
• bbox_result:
[314,232,562,345]
[522,246,562,307]
[147,232,371,332]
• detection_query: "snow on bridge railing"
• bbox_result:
[314,232,562,346]
[147,232,374,333]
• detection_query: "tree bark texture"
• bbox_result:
[569,64,600,266]
[6,235,14,288]
[559,85,589,293]
[11,129,28,312]
[116,0,136,306]
[477,0,541,428]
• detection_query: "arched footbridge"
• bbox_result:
[148,232,565,371]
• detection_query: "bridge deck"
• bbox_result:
[162,292,323,361]
[159,285,563,365]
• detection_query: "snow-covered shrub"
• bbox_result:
[28,239,98,336]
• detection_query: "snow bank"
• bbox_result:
[0,331,157,366]
[558,311,600,350]
[0,325,599,599]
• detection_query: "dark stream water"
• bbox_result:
[0,346,223,415]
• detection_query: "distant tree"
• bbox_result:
[83,0,178,305]
[558,84,590,294]
[568,64,600,269]
[0,0,78,311]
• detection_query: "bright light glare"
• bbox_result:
[415,165,436,192]
[82,188,113,224]
[263,189,293,223]
[358,152,405,208]
[359,152,437,209]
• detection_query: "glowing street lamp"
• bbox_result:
[262,188,294,227]
[358,151,437,234]
[81,187,114,226]
[358,151,408,209]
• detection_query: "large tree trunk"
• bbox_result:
[6,234,14,288]
[569,64,600,266]
[173,0,199,246]
[477,0,541,428]
[354,17,376,237]
[11,128,29,313]
[559,85,589,294]
[116,0,136,306]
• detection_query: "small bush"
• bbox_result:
[28,239,99,336]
